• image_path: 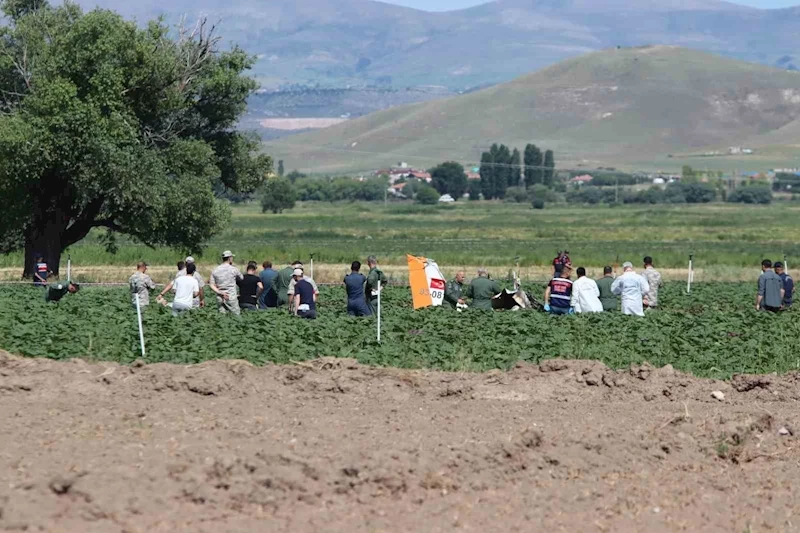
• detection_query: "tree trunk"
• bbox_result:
[22,227,64,279]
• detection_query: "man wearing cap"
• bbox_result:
[641,256,663,310]
[774,262,794,309]
[177,256,206,308]
[129,261,156,308]
[287,262,319,313]
[274,261,299,309]
[611,262,650,316]
[757,259,784,312]
[596,266,618,311]
[365,255,387,315]
[292,268,317,319]
[210,251,243,315]
[464,268,501,311]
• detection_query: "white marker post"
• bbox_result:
[310,253,315,280]
[376,285,382,344]
[686,254,694,294]
[66,254,71,283]
[784,254,789,275]
[135,294,146,358]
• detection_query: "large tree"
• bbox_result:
[509,148,521,187]
[479,151,494,200]
[0,0,271,276]
[494,144,511,199]
[543,150,555,188]
[430,161,467,200]
[523,144,543,188]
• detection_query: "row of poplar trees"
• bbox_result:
[478,144,555,200]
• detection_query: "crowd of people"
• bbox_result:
[127,252,387,319]
[38,249,795,316]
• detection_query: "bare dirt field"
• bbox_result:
[2,351,799,533]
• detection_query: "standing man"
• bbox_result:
[444,270,466,309]
[129,261,156,308]
[237,261,263,311]
[293,268,318,320]
[274,261,298,309]
[33,255,50,287]
[287,261,319,312]
[641,256,663,310]
[179,257,206,308]
[365,255,387,316]
[611,262,650,316]
[258,261,279,309]
[172,260,185,282]
[757,259,784,312]
[209,251,243,315]
[544,264,573,315]
[596,266,618,311]
[774,261,794,309]
[571,267,603,313]
[159,263,200,316]
[464,268,501,311]
[344,261,371,316]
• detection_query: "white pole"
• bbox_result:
[785,254,789,275]
[66,254,71,283]
[687,254,693,294]
[135,294,146,358]
[377,285,382,344]
[310,255,314,280]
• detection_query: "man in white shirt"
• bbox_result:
[611,262,650,317]
[158,263,200,316]
[570,267,603,313]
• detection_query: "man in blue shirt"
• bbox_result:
[258,261,279,309]
[292,268,317,320]
[344,261,371,316]
[544,264,573,315]
[775,262,794,308]
[33,255,50,287]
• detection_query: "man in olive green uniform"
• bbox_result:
[209,251,243,315]
[464,268,500,311]
[444,270,466,309]
[273,261,299,309]
[365,255,387,315]
[595,266,618,311]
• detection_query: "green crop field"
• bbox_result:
[1,282,798,379]
[2,202,799,280]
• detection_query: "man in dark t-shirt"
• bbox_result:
[236,262,263,311]
[344,261,371,316]
[293,268,317,319]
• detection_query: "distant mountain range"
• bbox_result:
[265,47,800,174]
[77,0,800,90]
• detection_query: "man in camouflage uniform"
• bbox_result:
[365,255,387,316]
[129,261,156,308]
[444,270,466,309]
[641,256,663,310]
[178,256,206,308]
[209,251,243,315]
[464,268,501,311]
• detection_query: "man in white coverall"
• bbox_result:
[571,267,603,313]
[611,262,650,316]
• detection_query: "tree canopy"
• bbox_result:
[0,0,271,275]
[429,161,467,200]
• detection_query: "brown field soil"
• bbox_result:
[0,264,757,285]
[2,351,799,532]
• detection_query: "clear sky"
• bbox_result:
[383,0,798,11]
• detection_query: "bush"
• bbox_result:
[260,177,296,214]
[532,198,545,209]
[728,186,772,204]
[504,186,529,203]
[415,185,440,205]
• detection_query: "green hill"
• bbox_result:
[266,47,800,174]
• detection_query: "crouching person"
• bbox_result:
[292,268,317,320]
